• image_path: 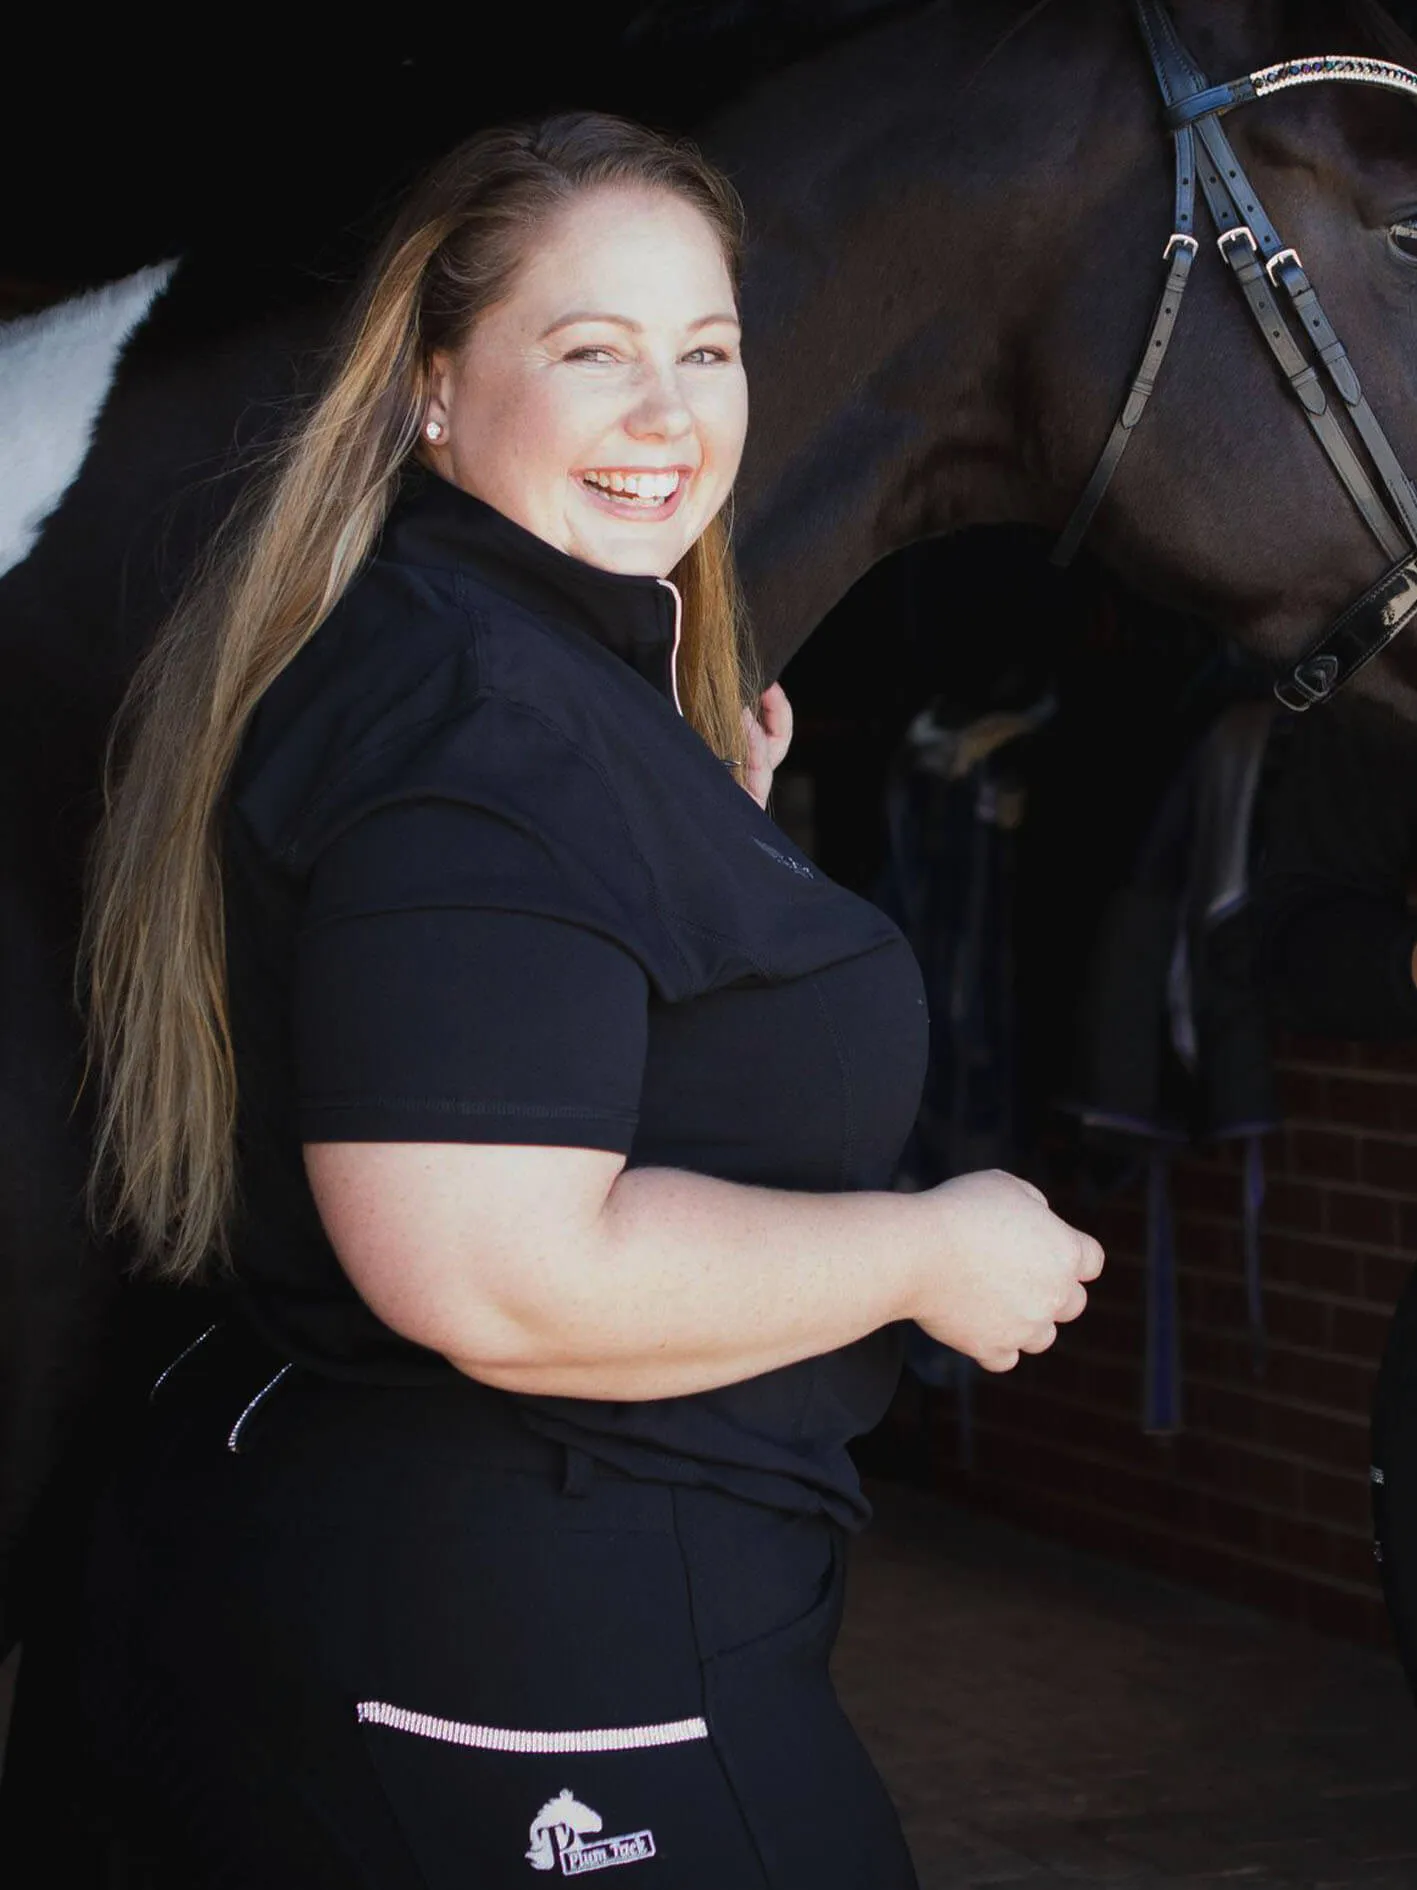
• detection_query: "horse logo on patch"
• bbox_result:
[526,1788,656,1876]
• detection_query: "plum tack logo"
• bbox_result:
[526,1788,656,1876]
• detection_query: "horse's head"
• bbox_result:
[1036,0,1417,715]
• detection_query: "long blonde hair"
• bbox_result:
[83,113,757,1284]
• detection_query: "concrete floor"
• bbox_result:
[837,1483,1417,1888]
[2,1483,1416,1885]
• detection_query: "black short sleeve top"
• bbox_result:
[222,469,929,1527]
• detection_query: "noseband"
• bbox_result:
[1054,0,1417,713]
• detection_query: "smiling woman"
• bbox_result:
[421,185,747,577]
[74,108,1099,1890]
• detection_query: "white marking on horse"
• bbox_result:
[0,259,178,581]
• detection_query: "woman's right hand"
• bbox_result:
[908,1169,1104,1373]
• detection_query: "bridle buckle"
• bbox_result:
[1163,232,1199,261]
[1264,245,1302,285]
[1216,224,1258,260]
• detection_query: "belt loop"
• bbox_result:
[560,1443,594,1498]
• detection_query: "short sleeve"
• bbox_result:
[294,798,649,1149]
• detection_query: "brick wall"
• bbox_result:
[868,1034,1417,1648]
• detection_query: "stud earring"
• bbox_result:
[424,419,445,442]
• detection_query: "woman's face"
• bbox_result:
[425,185,748,578]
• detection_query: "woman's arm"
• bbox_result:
[305,1142,1100,1398]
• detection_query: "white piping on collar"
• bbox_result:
[656,576,685,717]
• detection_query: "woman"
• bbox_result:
[78,113,1102,1888]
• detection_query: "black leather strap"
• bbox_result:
[1267,253,1417,545]
[1050,2,1205,566]
[1163,79,1258,126]
[1210,223,1409,560]
[1275,555,1417,709]
[1051,233,1197,567]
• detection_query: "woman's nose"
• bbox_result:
[626,369,694,442]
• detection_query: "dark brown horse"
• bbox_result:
[2,0,1416,1705]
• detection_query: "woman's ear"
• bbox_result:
[422,352,454,446]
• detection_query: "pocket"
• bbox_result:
[699,1533,918,1889]
[357,1700,769,1887]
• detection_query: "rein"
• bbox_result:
[1054,0,1417,713]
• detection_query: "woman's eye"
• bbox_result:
[683,347,730,365]
[1389,221,1417,263]
[564,346,618,364]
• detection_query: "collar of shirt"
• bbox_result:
[381,467,681,708]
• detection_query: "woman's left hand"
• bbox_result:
[742,683,794,810]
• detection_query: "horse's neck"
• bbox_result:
[713,0,1140,675]
[717,0,1364,677]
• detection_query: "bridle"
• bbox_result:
[1054,0,1417,713]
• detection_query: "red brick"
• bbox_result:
[1264,1180,1327,1234]
[1302,1582,1391,1645]
[1204,1490,1268,1554]
[1351,1039,1417,1075]
[1106,1464,1211,1534]
[1173,1216,1243,1269]
[1262,1235,1362,1299]
[1277,1067,1327,1118]
[1328,1189,1399,1249]
[1326,1077,1398,1132]
[1287,1126,1359,1182]
[1185,1330,1252,1386]
[1267,1514,1338,1576]
[1163,1436,1299,1512]
[1399,1201,1417,1253]
[1194,1274,1254,1334]
[1062,1357,1136,1414]
[1260,1347,1374,1417]
[1361,1251,1413,1311]
[1062,1306,1139,1363]
[1331,1302,1396,1365]
[1187,1379,1264,1441]
[1360,1136,1417,1192]
[1262,1290,1332,1350]
[1261,1401,1368,1470]
[1084,1199,1146,1252]
[1389,1086,1417,1137]
[1303,1465,1374,1532]
[1171,1165,1245,1217]
[1330,1530,1385,1589]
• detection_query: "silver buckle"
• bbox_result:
[1163,232,1199,261]
[1264,246,1302,285]
[1217,224,1258,259]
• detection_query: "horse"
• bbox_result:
[3,0,1417,1752]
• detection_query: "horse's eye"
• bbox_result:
[1390,220,1417,262]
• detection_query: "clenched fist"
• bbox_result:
[907,1169,1103,1373]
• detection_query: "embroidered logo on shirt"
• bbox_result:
[751,837,814,880]
[527,1789,656,1875]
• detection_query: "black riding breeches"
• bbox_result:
[76,1327,919,1889]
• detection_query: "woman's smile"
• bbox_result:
[575,465,693,521]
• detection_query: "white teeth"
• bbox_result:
[581,469,683,504]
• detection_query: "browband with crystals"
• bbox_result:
[1254,54,1417,99]
[1165,51,1417,127]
